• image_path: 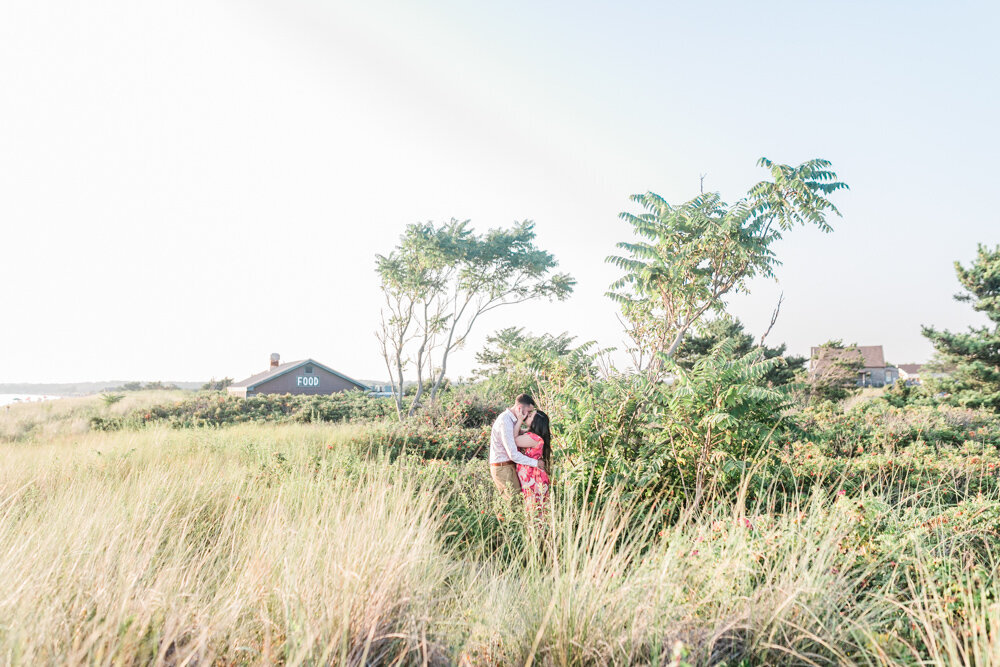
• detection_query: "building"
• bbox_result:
[228,353,369,398]
[897,363,923,385]
[809,344,899,387]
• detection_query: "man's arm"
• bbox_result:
[501,413,539,467]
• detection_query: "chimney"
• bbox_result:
[270,353,280,369]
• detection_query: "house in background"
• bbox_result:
[228,353,369,398]
[809,344,899,387]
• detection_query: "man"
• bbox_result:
[489,393,545,498]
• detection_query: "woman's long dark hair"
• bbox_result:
[528,410,552,472]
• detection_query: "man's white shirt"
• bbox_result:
[489,408,539,467]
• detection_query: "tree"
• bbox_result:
[375,227,447,419]
[376,219,575,419]
[672,316,806,387]
[607,158,847,377]
[473,327,597,398]
[922,244,1000,411]
[100,393,124,406]
[201,377,233,391]
[807,340,863,403]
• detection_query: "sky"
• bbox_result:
[1,0,998,384]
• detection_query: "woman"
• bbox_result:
[514,408,552,509]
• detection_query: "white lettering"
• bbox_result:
[296,376,319,387]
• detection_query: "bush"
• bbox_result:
[548,340,794,508]
[798,400,1000,457]
[366,421,493,462]
[91,391,395,431]
[414,388,504,429]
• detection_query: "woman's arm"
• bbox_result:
[514,432,538,451]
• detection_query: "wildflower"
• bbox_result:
[741,517,752,529]
[837,489,846,497]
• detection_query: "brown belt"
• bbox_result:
[490,461,515,467]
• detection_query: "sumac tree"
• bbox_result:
[607,158,847,377]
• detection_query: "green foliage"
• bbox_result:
[88,389,505,437]
[368,422,492,461]
[544,339,791,507]
[376,219,575,417]
[201,377,233,391]
[673,316,806,387]
[642,341,789,505]
[607,158,846,373]
[807,340,864,403]
[798,399,1000,459]
[90,391,395,430]
[413,387,504,429]
[883,373,926,407]
[113,380,181,392]
[922,243,1000,410]
[473,327,598,398]
[100,393,125,406]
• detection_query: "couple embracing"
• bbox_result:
[488,394,552,509]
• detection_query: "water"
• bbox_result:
[0,394,61,407]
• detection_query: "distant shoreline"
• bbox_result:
[0,382,205,396]
[0,394,62,407]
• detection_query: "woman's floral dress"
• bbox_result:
[516,433,550,508]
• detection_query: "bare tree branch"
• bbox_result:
[758,292,784,348]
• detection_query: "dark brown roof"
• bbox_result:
[810,345,885,369]
[898,364,923,374]
[230,359,368,390]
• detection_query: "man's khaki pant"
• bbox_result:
[490,462,521,498]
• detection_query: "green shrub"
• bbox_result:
[415,387,504,429]
[798,400,1000,457]
[91,391,395,431]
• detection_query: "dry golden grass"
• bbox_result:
[1,423,998,665]
[0,391,188,442]
[0,425,451,664]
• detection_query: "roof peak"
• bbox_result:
[230,358,367,390]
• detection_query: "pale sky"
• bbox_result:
[2,0,998,384]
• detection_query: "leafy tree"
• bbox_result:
[672,316,806,387]
[807,340,863,403]
[922,244,1000,410]
[375,223,449,419]
[607,158,846,377]
[100,393,124,406]
[548,338,789,509]
[884,373,917,407]
[473,327,597,398]
[201,377,233,391]
[376,219,574,419]
[113,381,179,392]
[653,341,789,510]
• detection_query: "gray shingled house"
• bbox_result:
[809,344,899,387]
[228,354,369,398]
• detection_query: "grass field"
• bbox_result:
[2,399,1000,665]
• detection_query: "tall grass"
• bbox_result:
[0,391,188,442]
[1,423,997,664]
[0,425,450,664]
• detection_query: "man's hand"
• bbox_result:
[537,460,546,473]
